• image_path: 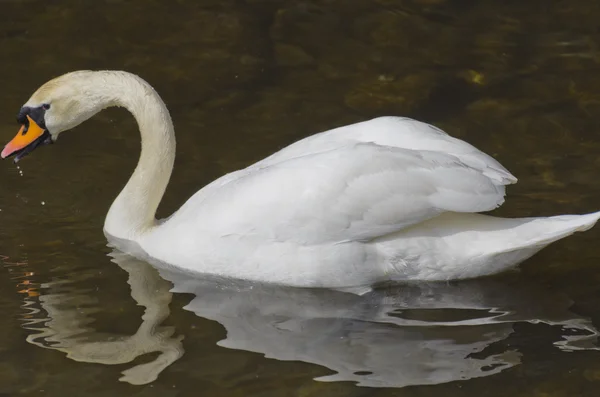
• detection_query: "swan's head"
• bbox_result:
[1,71,104,162]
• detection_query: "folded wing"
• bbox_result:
[180,142,507,245]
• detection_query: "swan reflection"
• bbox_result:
[21,249,600,388]
[23,250,184,385]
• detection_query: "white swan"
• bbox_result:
[2,70,598,288]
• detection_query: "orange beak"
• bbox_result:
[1,115,46,159]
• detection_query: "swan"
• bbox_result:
[2,70,599,288]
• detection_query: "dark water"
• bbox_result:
[2,0,600,395]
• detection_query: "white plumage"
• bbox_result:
[9,71,599,289]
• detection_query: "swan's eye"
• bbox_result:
[42,104,50,110]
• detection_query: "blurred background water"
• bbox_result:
[1,0,600,396]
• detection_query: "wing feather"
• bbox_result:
[174,142,505,245]
[259,116,517,185]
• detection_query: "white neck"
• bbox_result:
[89,72,175,240]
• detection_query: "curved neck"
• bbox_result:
[95,72,175,240]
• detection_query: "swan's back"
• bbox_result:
[257,117,517,185]
[184,116,516,209]
[162,117,511,243]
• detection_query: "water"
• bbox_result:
[1,0,600,395]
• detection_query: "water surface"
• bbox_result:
[2,0,600,396]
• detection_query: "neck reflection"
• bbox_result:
[22,249,183,385]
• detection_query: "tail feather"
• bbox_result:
[377,211,600,281]
[491,210,600,254]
